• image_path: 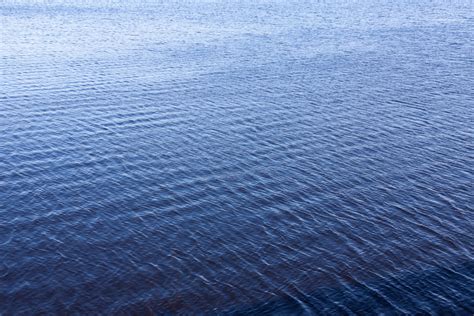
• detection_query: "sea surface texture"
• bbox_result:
[1,0,473,314]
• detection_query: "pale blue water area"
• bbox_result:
[1,0,473,314]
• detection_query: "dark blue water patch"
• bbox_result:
[229,262,474,315]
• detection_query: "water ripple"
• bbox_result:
[1,0,473,314]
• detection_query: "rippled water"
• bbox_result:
[1,0,473,314]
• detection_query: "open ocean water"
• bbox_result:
[1,0,473,314]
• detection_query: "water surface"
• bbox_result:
[1,0,473,314]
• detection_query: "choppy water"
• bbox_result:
[1,0,474,314]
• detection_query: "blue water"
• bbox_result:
[1,1,473,314]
